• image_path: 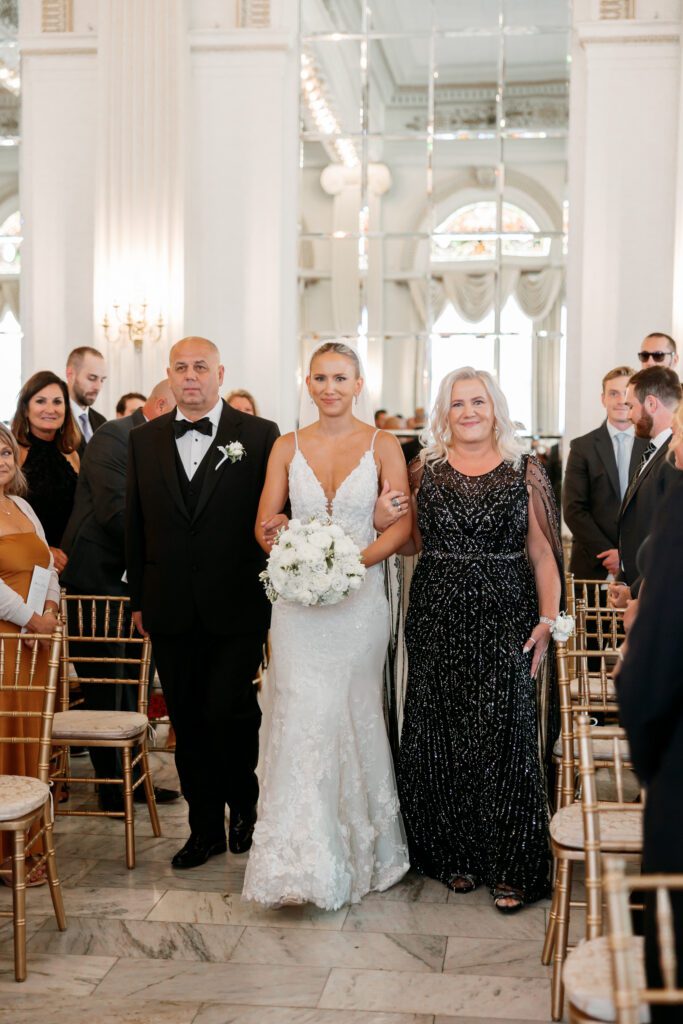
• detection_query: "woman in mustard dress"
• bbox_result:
[0,424,60,874]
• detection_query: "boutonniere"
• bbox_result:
[216,441,246,470]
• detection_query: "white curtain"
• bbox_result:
[409,266,564,328]
[532,301,564,436]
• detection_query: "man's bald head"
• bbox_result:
[167,337,224,418]
[143,379,176,421]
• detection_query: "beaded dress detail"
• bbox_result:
[397,456,555,902]
[243,432,409,910]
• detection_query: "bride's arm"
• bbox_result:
[361,433,414,568]
[255,435,294,553]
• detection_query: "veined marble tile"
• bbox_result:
[0,996,198,1023]
[230,926,445,972]
[443,937,551,978]
[319,968,550,1019]
[0,952,115,996]
[94,958,330,1007]
[55,833,181,863]
[77,858,245,894]
[366,871,448,904]
[29,917,244,961]
[343,900,546,940]
[148,890,349,930]
[194,1006,433,1024]
[0,916,47,955]
[0,885,165,919]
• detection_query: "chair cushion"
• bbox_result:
[550,803,643,852]
[552,735,631,761]
[564,935,649,1022]
[53,710,148,741]
[0,775,50,821]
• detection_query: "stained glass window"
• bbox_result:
[431,201,551,262]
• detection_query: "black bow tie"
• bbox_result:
[173,417,213,438]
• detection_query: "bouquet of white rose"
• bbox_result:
[260,518,366,607]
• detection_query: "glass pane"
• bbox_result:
[499,296,533,430]
[435,0,500,32]
[503,0,571,30]
[370,1,433,33]
[435,34,500,137]
[503,33,569,135]
[369,36,430,137]
[432,139,502,240]
[302,40,363,138]
[301,0,362,35]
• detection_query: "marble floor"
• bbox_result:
[0,753,562,1024]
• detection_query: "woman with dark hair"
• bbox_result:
[12,371,81,574]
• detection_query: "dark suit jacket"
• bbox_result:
[618,473,683,874]
[62,407,145,595]
[618,437,673,595]
[125,402,279,637]
[563,423,647,579]
[76,407,107,458]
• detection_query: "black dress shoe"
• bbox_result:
[134,786,181,805]
[98,787,124,813]
[229,806,257,854]
[171,834,227,870]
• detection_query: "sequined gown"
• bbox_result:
[243,431,410,910]
[398,457,551,902]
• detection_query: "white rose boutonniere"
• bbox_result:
[215,441,246,471]
[550,612,575,643]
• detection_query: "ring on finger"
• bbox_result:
[391,497,401,508]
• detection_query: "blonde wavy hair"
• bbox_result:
[0,423,27,496]
[669,399,683,463]
[421,366,526,468]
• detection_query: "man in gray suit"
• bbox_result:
[563,366,648,580]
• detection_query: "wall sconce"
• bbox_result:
[102,301,164,352]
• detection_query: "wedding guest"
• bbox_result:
[0,423,60,877]
[638,331,679,371]
[395,367,562,912]
[226,388,258,416]
[66,346,108,455]
[12,371,81,575]
[374,409,388,429]
[563,366,646,580]
[116,391,146,418]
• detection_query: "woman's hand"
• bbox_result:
[261,513,289,550]
[373,479,410,534]
[49,547,68,573]
[623,598,639,634]
[608,582,630,609]
[24,608,60,648]
[523,622,552,679]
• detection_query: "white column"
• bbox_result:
[566,17,681,440]
[94,0,187,406]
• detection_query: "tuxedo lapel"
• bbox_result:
[192,402,243,522]
[594,424,620,500]
[621,439,669,513]
[158,417,191,521]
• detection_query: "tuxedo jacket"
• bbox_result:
[562,422,648,579]
[62,407,145,596]
[617,437,673,595]
[125,401,279,637]
[618,474,683,874]
[76,407,108,458]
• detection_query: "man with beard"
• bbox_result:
[66,346,108,455]
[611,365,681,601]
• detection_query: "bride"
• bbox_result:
[242,341,411,910]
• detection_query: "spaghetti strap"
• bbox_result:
[294,430,299,451]
[370,428,380,453]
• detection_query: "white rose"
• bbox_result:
[551,613,575,642]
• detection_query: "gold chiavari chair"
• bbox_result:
[568,601,620,717]
[544,710,643,1019]
[564,856,683,1023]
[0,628,66,981]
[52,595,160,869]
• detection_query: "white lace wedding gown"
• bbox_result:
[242,430,410,910]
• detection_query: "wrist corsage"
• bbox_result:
[541,612,575,642]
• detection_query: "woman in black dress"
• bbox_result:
[394,367,562,912]
[12,371,81,574]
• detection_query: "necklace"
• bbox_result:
[0,497,14,517]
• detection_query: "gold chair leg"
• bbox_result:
[12,828,27,982]
[551,857,573,1021]
[43,809,66,931]
[140,745,161,838]
[542,882,557,965]
[122,747,135,869]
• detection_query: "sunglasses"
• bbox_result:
[637,350,674,363]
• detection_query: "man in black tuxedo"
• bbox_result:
[126,337,279,868]
[563,365,647,580]
[611,365,681,600]
[66,346,108,457]
[62,380,179,810]
[617,474,683,1020]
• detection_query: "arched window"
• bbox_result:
[431,201,551,263]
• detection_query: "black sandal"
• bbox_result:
[446,873,477,894]
[493,886,524,914]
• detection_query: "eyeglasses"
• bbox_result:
[637,350,674,364]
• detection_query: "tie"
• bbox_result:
[78,411,92,443]
[614,431,629,499]
[637,440,657,475]
[173,417,213,438]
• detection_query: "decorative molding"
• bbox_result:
[238,0,270,29]
[190,30,293,52]
[41,0,73,33]
[599,0,634,17]
[577,20,681,45]
[386,81,569,133]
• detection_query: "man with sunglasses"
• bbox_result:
[638,332,679,370]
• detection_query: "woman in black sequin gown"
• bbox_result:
[395,367,562,911]
[12,372,81,572]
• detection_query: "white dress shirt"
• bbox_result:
[174,398,223,480]
[606,420,634,466]
[639,426,672,474]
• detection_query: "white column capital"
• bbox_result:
[320,162,392,197]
